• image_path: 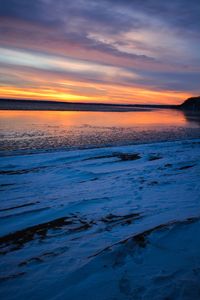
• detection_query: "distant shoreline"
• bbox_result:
[0,99,178,112]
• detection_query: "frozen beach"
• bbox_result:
[0,138,200,299]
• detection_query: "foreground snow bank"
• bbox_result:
[0,139,200,299]
[60,218,200,300]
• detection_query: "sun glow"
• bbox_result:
[0,46,196,105]
[0,82,191,105]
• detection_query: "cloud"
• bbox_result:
[0,0,199,103]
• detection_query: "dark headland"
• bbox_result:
[0,97,199,112]
[180,96,200,111]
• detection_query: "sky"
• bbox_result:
[0,0,200,104]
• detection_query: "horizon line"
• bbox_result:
[0,98,182,107]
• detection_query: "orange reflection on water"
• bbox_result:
[0,109,190,130]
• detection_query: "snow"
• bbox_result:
[0,139,200,299]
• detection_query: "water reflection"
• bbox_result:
[0,108,194,128]
[0,109,200,152]
[182,110,200,126]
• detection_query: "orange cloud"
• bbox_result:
[0,82,190,105]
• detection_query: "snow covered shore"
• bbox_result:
[0,139,200,299]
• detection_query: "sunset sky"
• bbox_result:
[0,0,200,104]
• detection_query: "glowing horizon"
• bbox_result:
[0,1,199,105]
[0,85,192,105]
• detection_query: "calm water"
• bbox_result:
[0,109,200,152]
